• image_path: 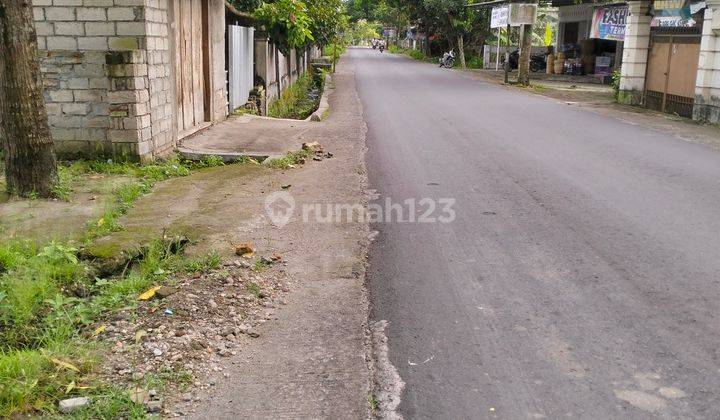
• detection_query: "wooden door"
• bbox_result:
[644,34,700,118]
[173,0,208,138]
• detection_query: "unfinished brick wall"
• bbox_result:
[34,0,174,161]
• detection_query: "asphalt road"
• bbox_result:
[353,47,720,419]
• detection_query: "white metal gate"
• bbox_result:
[227,25,254,112]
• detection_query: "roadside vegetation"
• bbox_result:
[268,72,325,120]
[0,155,226,417]
[387,45,483,69]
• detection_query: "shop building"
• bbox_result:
[553,1,627,80]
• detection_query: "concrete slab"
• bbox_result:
[178,114,314,161]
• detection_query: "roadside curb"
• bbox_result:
[177,146,282,164]
[308,72,333,122]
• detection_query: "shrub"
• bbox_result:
[611,70,621,101]
[408,49,426,60]
[466,55,483,69]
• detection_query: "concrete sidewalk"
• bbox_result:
[178,115,314,161]
[169,57,371,419]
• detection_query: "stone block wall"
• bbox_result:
[33,0,177,161]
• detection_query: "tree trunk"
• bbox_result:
[517,23,533,86]
[457,34,466,68]
[0,0,57,197]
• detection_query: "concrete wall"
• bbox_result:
[694,1,720,123]
[34,0,227,161]
[254,33,320,108]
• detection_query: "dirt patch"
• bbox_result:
[99,258,292,394]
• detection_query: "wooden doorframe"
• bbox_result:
[169,0,215,141]
[201,0,211,122]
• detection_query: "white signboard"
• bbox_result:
[509,3,538,26]
[491,5,509,28]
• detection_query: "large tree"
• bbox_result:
[0,0,58,197]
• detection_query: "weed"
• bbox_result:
[268,74,323,120]
[51,165,74,201]
[531,83,548,93]
[264,149,312,170]
[252,258,270,272]
[611,70,621,101]
[368,394,379,411]
[245,281,262,297]
[180,251,221,274]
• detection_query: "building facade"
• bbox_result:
[619,0,720,123]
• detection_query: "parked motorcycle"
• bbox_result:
[504,49,545,72]
[439,50,455,68]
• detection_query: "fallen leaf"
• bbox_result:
[92,325,106,337]
[135,330,147,344]
[65,381,76,394]
[51,358,80,372]
[138,286,162,301]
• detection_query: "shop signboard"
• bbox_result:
[491,5,509,28]
[590,5,628,41]
[508,3,538,26]
[651,0,706,27]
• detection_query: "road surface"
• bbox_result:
[352,47,720,419]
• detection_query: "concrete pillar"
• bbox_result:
[618,0,652,105]
[693,1,720,124]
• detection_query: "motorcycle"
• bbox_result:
[504,49,546,72]
[439,50,455,68]
[379,44,385,53]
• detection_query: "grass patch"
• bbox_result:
[268,73,324,120]
[0,155,232,417]
[179,251,221,274]
[0,238,200,417]
[531,83,548,93]
[264,149,312,170]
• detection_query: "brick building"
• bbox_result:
[34,0,228,162]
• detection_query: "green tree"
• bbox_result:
[254,0,314,54]
[308,0,347,47]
